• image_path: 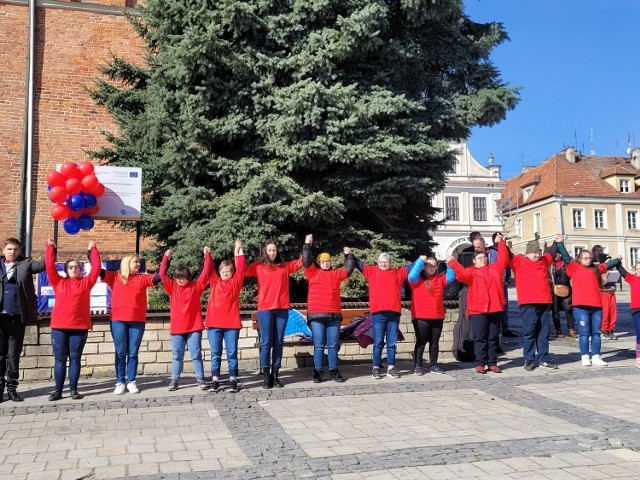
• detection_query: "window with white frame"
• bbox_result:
[444,196,459,221]
[620,179,630,192]
[472,197,487,221]
[594,209,606,229]
[533,212,541,234]
[628,210,638,230]
[574,245,587,259]
[630,247,640,268]
[572,208,584,229]
[514,218,522,238]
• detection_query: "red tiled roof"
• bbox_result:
[599,162,638,179]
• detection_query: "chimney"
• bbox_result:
[564,147,576,163]
[631,148,640,171]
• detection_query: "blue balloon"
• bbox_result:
[68,194,85,211]
[78,214,95,231]
[63,217,81,235]
[83,193,97,209]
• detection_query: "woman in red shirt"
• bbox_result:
[617,262,640,368]
[245,239,303,389]
[205,239,245,393]
[103,255,160,395]
[302,234,355,383]
[45,239,101,401]
[160,246,213,391]
[447,233,509,374]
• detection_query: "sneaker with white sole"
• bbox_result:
[372,367,382,379]
[387,367,401,378]
[168,379,179,391]
[197,380,210,390]
[581,355,591,366]
[414,365,423,376]
[126,381,139,394]
[113,383,125,395]
[429,365,444,374]
[591,355,608,366]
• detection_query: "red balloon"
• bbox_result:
[46,170,66,187]
[81,175,99,193]
[51,204,70,221]
[84,205,100,216]
[60,162,79,179]
[94,183,105,197]
[78,162,95,176]
[49,186,67,204]
[68,209,82,219]
[65,178,82,195]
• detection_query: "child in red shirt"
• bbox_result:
[160,246,213,391]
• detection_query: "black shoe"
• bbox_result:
[502,330,518,337]
[262,369,273,389]
[49,391,62,401]
[210,381,220,392]
[7,389,23,402]
[497,346,505,355]
[273,368,284,388]
[329,369,346,382]
[313,370,324,383]
[0,390,4,403]
[524,360,535,372]
[71,390,83,400]
[228,380,238,393]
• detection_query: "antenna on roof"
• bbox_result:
[590,127,595,154]
[574,130,578,150]
[627,133,632,154]
[520,151,524,170]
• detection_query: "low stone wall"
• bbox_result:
[20,306,459,382]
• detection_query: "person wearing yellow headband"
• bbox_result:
[302,234,356,383]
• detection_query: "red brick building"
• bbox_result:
[1,0,147,260]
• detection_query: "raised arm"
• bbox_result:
[86,241,102,284]
[302,234,313,268]
[44,239,62,286]
[408,255,427,284]
[555,235,572,264]
[159,250,172,289]
[196,246,214,291]
[446,256,473,285]
[344,247,356,276]
[445,265,456,285]
[617,263,629,279]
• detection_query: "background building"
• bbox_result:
[430,142,505,258]
[501,147,640,268]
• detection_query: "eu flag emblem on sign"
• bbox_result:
[130,172,138,177]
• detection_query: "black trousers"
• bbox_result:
[552,294,575,331]
[469,312,502,367]
[0,314,25,386]
[412,318,444,366]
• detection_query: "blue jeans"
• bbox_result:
[574,306,602,356]
[371,312,400,368]
[520,305,551,362]
[257,309,288,369]
[110,321,145,384]
[170,331,205,381]
[309,318,342,370]
[208,328,240,378]
[51,329,88,392]
[633,311,640,357]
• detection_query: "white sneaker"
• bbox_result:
[114,383,126,395]
[581,355,591,366]
[127,381,140,393]
[591,355,608,366]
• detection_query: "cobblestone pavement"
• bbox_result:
[1,288,639,479]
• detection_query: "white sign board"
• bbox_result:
[93,166,142,220]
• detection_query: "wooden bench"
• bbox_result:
[251,309,369,345]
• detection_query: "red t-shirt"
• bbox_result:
[46,245,101,330]
[244,258,302,310]
[160,253,213,334]
[509,253,553,305]
[304,264,348,313]
[624,273,640,309]
[566,261,608,308]
[103,270,156,322]
[362,264,408,314]
[205,255,246,329]
[409,273,448,319]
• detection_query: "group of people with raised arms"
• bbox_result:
[3,230,639,402]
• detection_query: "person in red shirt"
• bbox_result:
[446,232,509,374]
[408,256,455,375]
[302,234,355,383]
[103,255,161,395]
[617,261,640,368]
[45,239,101,401]
[245,239,303,389]
[160,246,213,391]
[354,252,409,379]
[205,239,245,393]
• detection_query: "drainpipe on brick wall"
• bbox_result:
[19,0,37,255]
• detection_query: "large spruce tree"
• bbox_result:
[91,0,518,277]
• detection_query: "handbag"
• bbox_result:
[550,265,570,298]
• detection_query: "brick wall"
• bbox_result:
[19,308,459,382]
[0,0,148,260]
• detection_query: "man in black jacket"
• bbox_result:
[0,238,45,401]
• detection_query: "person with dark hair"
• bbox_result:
[103,254,161,395]
[616,261,640,368]
[302,235,355,383]
[550,251,576,338]
[205,239,245,393]
[0,237,45,402]
[447,232,509,374]
[592,245,618,340]
[408,256,455,374]
[245,239,303,389]
[557,240,621,366]
[489,232,515,337]
[45,239,101,401]
[160,246,213,391]
[354,252,409,379]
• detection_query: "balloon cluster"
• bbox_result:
[47,162,105,235]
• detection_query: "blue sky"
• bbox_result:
[463,0,640,180]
